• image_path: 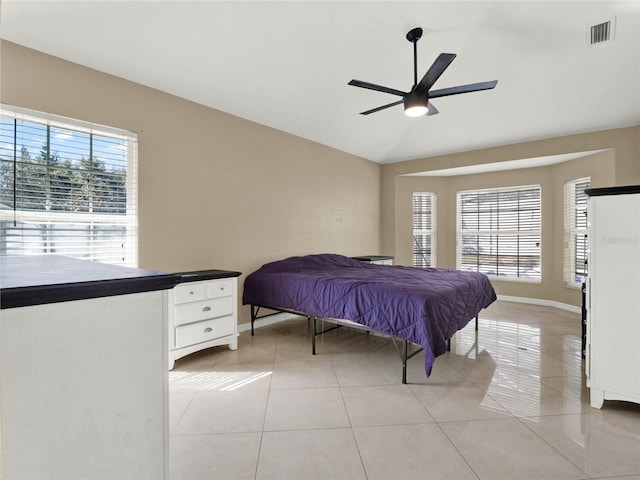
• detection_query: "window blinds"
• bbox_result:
[412,192,436,267]
[457,185,541,280]
[563,177,590,286]
[0,106,138,266]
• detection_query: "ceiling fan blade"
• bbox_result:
[348,79,407,97]
[429,80,498,99]
[359,99,404,115]
[416,53,456,93]
[427,102,439,116]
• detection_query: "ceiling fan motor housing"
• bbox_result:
[404,90,429,116]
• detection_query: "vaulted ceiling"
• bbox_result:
[1,1,639,164]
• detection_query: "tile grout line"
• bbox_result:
[253,355,276,480]
[513,413,591,479]
[336,360,371,480]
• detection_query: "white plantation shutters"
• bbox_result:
[457,185,541,280]
[0,106,138,266]
[563,177,590,287]
[412,192,436,267]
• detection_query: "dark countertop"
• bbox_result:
[175,269,241,283]
[586,185,640,197]
[0,256,181,309]
[0,256,243,309]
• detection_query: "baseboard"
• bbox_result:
[497,295,581,314]
[238,311,304,333]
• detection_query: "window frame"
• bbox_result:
[563,177,590,288]
[0,105,138,266]
[412,192,436,268]
[456,184,542,282]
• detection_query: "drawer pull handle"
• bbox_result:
[203,306,211,312]
[204,327,213,333]
[189,291,195,295]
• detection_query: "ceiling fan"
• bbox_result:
[348,27,497,117]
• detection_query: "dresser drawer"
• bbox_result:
[207,279,234,299]
[174,282,207,304]
[175,315,235,349]
[174,296,233,326]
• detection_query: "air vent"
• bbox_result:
[588,18,615,45]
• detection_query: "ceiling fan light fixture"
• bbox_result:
[404,92,428,117]
[404,104,429,117]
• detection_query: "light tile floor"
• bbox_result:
[169,301,640,480]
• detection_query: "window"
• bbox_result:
[563,177,590,287]
[412,192,436,267]
[0,106,138,266]
[457,185,541,281]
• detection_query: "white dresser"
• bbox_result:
[169,270,241,369]
[586,186,640,408]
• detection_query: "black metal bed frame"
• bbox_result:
[250,304,478,384]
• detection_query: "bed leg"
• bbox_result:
[402,339,408,384]
[475,315,479,331]
[312,316,317,355]
[447,338,451,352]
[251,305,256,336]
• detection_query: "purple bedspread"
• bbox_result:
[242,254,496,375]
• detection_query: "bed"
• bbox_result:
[242,254,496,382]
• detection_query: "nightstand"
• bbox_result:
[351,255,394,265]
[169,269,241,369]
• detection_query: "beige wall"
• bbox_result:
[386,133,638,307]
[0,41,382,326]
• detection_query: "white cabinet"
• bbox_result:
[0,256,175,479]
[586,186,640,408]
[169,271,240,369]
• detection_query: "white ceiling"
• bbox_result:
[1,1,639,164]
